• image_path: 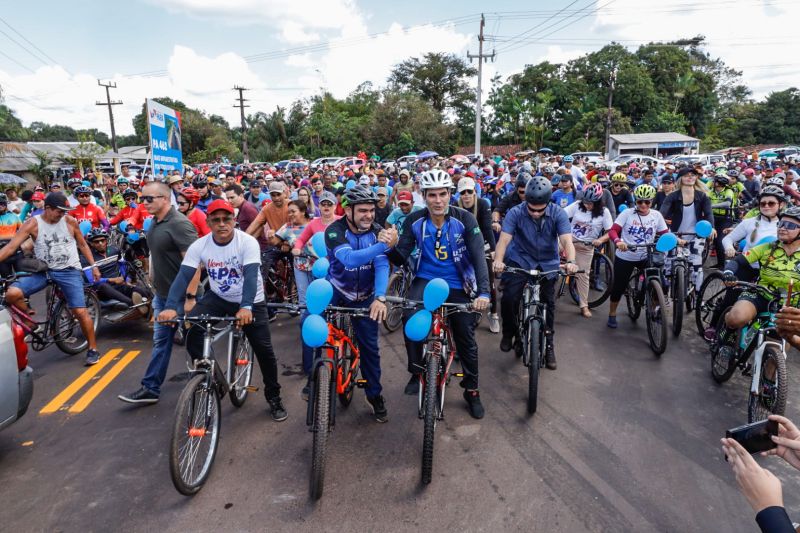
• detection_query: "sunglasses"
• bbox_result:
[78,193,91,198]
[461,190,475,195]
[636,200,652,205]
[611,183,622,187]
[778,220,800,230]
[177,201,190,206]
[320,202,334,207]
[141,195,165,203]
[208,216,234,225]
[760,201,779,207]
[527,204,547,213]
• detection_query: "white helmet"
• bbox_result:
[419,169,453,191]
[457,177,476,193]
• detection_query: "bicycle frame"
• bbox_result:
[421,308,460,419]
[1,277,71,351]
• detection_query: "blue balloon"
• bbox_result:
[258,192,269,202]
[143,218,153,232]
[81,180,90,187]
[126,232,140,244]
[618,204,628,213]
[345,180,356,190]
[311,257,330,279]
[311,232,328,258]
[302,314,329,348]
[79,220,92,236]
[423,278,449,312]
[656,232,678,253]
[306,279,333,315]
[739,239,748,251]
[119,220,128,232]
[695,220,713,239]
[405,310,432,342]
[756,235,777,246]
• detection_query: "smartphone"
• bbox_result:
[726,419,779,455]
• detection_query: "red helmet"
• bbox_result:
[179,186,201,206]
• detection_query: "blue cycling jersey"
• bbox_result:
[324,217,389,302]
[416,220,462,290]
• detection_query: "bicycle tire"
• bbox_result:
[338,341,358,407]
[382,271,405,333]
[310,364,331,500]
[53,290,99,355]
[710,307,738,383]
[645,280,668,356]
[229,336,253,408]
[626,272,641,321]
[695,270,726,338]
[169,374,221,496]
[421,352,439,485]
[748,344,788,423]
[527,318,541,415]
[671,264,686,337]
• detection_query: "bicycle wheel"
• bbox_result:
[645,280,668,356]
[625,272,641,321]
[695,271,726,338]
[526,318,541,415]
[338,341,359,407]
[53,290,100,355]
[310,363,331,500]
[671,264,686,337]
[710,308,738,383]
[748,345,788,423]
[169,374,221,496]
[421,351,439,485]
[589,252,613,308]
[229,336,253,408]
[382,271,405,333]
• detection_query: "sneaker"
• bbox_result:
[703,327,717,343]
[463,390,485,419]
[267,396,288,421]
[544,337,557,370]
[500,335,513,352]
[607,316,618,329]
[301,384,310,402]
[365,395,388,423]
[85,349,100,366]
[268,312,278,323]
[488,313,500,334]
[118,387,159,404]
[132,292,148,316]
[404,374,420,395]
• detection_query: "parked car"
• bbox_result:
[608,154,665,172]
[286,159,309,172]
[310,157,342,170]
[775,146,800,160]
[380,159,397,172]
[395,155,418,169]
[0,307,33,432]
[569,151,604,165]
[333,157,365,171]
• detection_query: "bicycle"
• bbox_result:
[666,233,706,337]
[0,271,100,355]
[167,315,254,496]
[710,282,788,423]
[386,296,475,485]
[383,263,413,332]
[623,243,670,356]
[308,304,368,500]
[265,253,297,306]
[564,238,613,309]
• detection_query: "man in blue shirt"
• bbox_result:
[493,175,578,370]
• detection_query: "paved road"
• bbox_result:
[2,296,800,532]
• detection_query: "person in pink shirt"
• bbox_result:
[293,190,341,254]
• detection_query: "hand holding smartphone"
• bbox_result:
[726,419,779,459]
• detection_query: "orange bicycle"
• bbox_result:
[308,305,368,500]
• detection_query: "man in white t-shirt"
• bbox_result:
[158,199,287,421]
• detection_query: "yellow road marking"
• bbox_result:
[68,351,141,413]
[39,349,123,414]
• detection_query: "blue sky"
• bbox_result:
[1,0,798,135]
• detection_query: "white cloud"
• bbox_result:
[281,22,320,44]
[285,53,315,68]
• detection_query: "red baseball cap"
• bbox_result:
[207,199,235,215]
[32,192,45,201]
[397,190,413,205]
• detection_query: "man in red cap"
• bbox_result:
[385,190,421,230]
[157,199,288,421]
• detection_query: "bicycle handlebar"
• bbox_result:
[156,315,239,324]
[504,266,585,277]
[728,281,785,301]
[325,305,373,316]
[383,296,475,312]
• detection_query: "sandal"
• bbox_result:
[580,307,592,318]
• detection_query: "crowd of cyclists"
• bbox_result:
[2,150,800,425]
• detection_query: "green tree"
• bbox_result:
[27,150,54,187]
[389,53,477,116]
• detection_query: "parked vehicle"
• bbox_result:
[333,157,365,171]
[569,151,604,165]
[608,154,665,171]
[0,306,33,432]
[310,157,342,170]
[395,155,418,169]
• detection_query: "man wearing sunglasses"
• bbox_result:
[493,175,577,371]
[69,185,108,230]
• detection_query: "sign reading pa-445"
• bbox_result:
[146,99,183,173]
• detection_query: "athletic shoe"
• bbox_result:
[488,313,500,334]
[404,374,420,395]
[85,349,100,366]
[607,316,618,329]
[463,390,485,419]
[365,395,388,423]
[118,387,159,404]
[500,335,513,352]
[267,396,288,421]
[544,337,557,370]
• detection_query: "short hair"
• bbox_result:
[224,183,244,196]
[143,181,170,196]
[21,190,33,201]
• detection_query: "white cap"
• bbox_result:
[358,175,370,185]
[457,177,476,193]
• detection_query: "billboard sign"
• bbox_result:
[146,99,183,173]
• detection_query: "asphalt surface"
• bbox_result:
[2,294,800,533]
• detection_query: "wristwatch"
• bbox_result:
[185,293,196,300]
[376,296,386,303]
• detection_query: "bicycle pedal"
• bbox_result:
[244,386,259,392]
[355,379,368,388]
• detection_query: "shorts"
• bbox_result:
[739,290,770,315]
[12,268,87,309]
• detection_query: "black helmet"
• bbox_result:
[515,172,532,189]
[74,185,92,195]
[343,184,378,206]
[192,176,208,188]
[779,205,800,222]
[87,228,109,242]
[759,185,785,204]
[122,188,137,199]
[524,175,553,205]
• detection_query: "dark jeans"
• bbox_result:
[96,282,145,307]
[610,257,648,303]
[402,278,480,390]
[500,261,557,336]
[186,292,281,401]
[713,216,733,268]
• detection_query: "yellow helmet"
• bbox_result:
[633,184,657,201]
[611,172,628,183]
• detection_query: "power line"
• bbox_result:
[494,0,587,54]
[0,26,49,67]
[0,16,61,66]
[0,49,36,73]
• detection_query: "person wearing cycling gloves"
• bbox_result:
[192,175,219,213]
[457,176,499,333]
[720,206,800,342]
[493,175,577,371]
[320,185,392,422]
[80,228,149,313]
[69,185,109,230]
[606,184,669,329]
[492,173,529,233]
[709,173,737,269]
[176,187,210,237]
[388,170,490,419]
[609,172,635,214]
[564,183,613,318]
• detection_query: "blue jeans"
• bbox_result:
[13,268,86,309]
[295,267,315,376]
[333,291,382,397]
[141,294,180,395]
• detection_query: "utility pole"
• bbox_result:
[233,86,250,163]
[96,80,122,153]
[467,14,495,157]
[604,66,618,159]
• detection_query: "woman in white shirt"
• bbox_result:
[722,185,784,260]
[564,183,613,318]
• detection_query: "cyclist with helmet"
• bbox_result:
[723,186,785,259]
[492,173,529,233]
[609,172,635,214]
[605,184,669,329]
[564,183,613,318]
[176,187,210,237]
[389,170,490,418]
[80,228,149,313]
[69,185,109,230]
[192,175,219,213]
[110,177,129,210]
[109,189,139,227]
[493,175,578,370]
[561,155,585,191]
[319,184,393,422]
[709,173,737,269]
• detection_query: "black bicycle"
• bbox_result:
[623,243,669,356]
[383,263,413,332]
[566,238,613,309]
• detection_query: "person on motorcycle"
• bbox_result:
[176,187,210,237]
[69,185,108,230]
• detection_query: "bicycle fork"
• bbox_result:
[749,336,785,396]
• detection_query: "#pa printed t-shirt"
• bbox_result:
[614,208,668,262]
[563,201,613,241]
[182,229,265,303]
